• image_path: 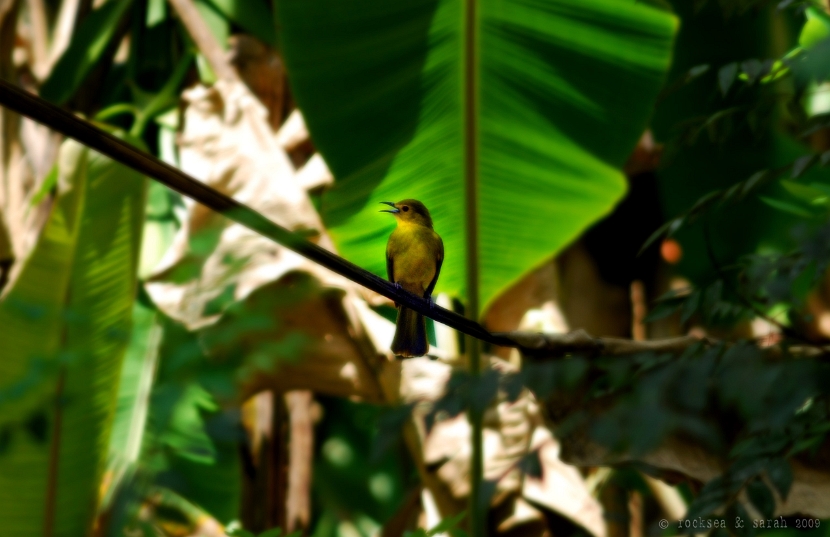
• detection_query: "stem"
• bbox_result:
[166,0,239,82]
[463,0,484,533]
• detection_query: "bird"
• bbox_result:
[380,199,444,358]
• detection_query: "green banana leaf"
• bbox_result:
[279,0,677,309]
[0,137,146,536]
[102,299,161,510]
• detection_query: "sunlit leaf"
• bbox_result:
[799,6,830,48]
[161,383,219,464]
[280,0,677,308]
[780,179,827,203]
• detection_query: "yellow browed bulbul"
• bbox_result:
[381,199,444,358]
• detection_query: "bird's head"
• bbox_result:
[380,199,434,228]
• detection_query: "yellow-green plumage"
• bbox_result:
[382,199,444,358]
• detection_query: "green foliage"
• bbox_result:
[314,398,418,530]
[0,136,146,535]
[104,282,310,529]
[526,340,829,530]
[650,0,830,290]
[279,0,677,309]
[12,0,830,533]
[41,0,134,105]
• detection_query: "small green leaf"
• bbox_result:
[718,63,738,96]
[726,502,752,537]
[766,458,793,500]
[741,170,770,198]
[800,6,830,48]
[721,182,743,204]
[680,290,701,325]
[28,165,58,207]
[792,154,817,178]
[741,59,763,84]
[146,0,166,27]
[640,217,683,256]
[780,180,826,203]
[759,196,814,218]
[427,511,467,536]
[161,384,219,464]
[644,294,686,323]
[686,477,729,519]
[688,190,724,218]
[746,478,775,519]
[688,64,710,80]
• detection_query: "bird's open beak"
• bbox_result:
[379,201,400,214]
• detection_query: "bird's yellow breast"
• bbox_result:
[387,223,442,293]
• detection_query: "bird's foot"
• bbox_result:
[427,295,436,310]
[393,282,403,292]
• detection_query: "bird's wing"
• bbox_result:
[386,246,395,283]
[425,234,444,297]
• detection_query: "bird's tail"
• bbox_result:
[391,306,428,358]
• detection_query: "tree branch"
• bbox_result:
[4,79,827,363]
[496,329,711,358]
[0,79,508,347]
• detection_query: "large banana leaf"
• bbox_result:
[0,138,145,536]
[279,0,678,309]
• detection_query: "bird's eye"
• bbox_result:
[402,206,409,212]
